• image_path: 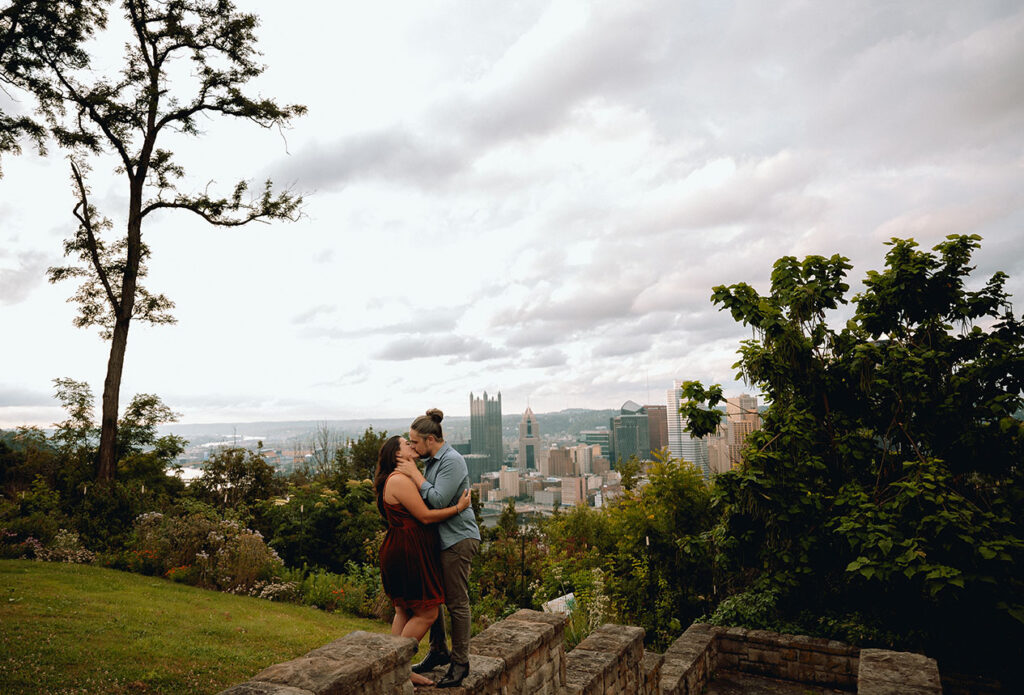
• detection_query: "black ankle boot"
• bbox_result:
[411,649,451,675]
[437,661,469,688]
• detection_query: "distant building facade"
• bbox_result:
[464,453,496,484]
[499,466,522,498]
[726,394,762,469]
[470,391,503,470]
[561,476,587,506]
[609,400,651,464]
[667,380,710,477]
[517,407,543,471]
[578,428,611,460]
[544,446,575,477]
[644,404,668,458]
[568,443,601,475]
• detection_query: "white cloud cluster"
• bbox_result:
[1,0,1022,426]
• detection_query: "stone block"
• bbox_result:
[745,629,780,646]
[858,648,942,695]
[716,637,744,654]
[469,617,552,666]
[573,623,644,667]
[252,655,374,695]
[506,608,567,643]
[798,648,826,666]
[443,653,503,693]
[306,631,418,679]
[661,623,716,695]
[716,652,739,670]
[824,639,858,656]
[523,659,554,693]
[218,683,315,695]
[566,646,616,692]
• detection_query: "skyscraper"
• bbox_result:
[644,404,668,458]
[667,380,710,477]
[517,406,542,471]
[470,391,503,469]
[609,400,650,464]
[726,394,761,469]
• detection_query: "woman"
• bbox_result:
[374,435,472,687]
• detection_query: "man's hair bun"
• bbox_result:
[426,408,444,423]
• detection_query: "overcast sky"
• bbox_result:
[1,0,1023,427]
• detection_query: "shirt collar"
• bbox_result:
[425,442,449,465]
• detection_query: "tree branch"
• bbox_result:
[45,55,133,173]
[69,158,120,315]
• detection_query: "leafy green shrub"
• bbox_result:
[297,567,347,611]
[129,509,283,592]
[0,477,69,545]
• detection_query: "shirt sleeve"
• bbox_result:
[420,454,467,508]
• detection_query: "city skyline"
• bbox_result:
[2,1,1022,428]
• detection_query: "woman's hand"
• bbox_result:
[395,457,420,479]
[455,488,472,512]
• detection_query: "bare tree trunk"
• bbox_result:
[96,316,129,481]
[95,181,144,481]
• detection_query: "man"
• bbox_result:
[397,409,481,688]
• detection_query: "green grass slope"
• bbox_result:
[0,560,395,694]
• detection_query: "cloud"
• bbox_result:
[0,385,53,408]
[0,251,48,305]
[375,334,508,362]
[299,309,463,338]
[291,304,337,325]
[274,127,469,191]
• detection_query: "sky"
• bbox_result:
[1,0,1023,427]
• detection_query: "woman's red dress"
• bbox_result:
[379,498,445,612]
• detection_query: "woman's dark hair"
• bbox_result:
[410,408,444,441]
[374,435,403,517]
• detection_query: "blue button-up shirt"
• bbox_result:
[419,442,481,550]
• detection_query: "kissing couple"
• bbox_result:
[373,409,482,688]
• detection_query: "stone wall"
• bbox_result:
[457,608,567,694]
[217,629,418,695]
[563,623,651,694]
[715,625,860,689]
[219,616,943,695]
[657,622,942,695]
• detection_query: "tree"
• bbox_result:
[309,422,340,481]
[191,446,279,511]
[336,426,389,482]
[0,1,105,175]
[0,0,305,481]
[684,235,1023,678]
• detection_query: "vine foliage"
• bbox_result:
[683,235,1023,675]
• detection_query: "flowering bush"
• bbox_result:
[128,508,283,593]
[0,528,96,564]
[165,564,198,584]
[39,529,96,564]
[247,579,300,602]
[127,548,162,575]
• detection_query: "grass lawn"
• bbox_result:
[0,559,407,694]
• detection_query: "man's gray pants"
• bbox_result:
[429,537,480,664]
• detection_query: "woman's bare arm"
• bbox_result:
[385,474,471,524]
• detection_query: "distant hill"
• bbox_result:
[157,408,621,446]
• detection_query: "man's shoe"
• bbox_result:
[411,649,450,675]
[437,661,469,688]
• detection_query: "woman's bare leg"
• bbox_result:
[404,607,440,686]
[391,605,409,636]
[401,606,439,641]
